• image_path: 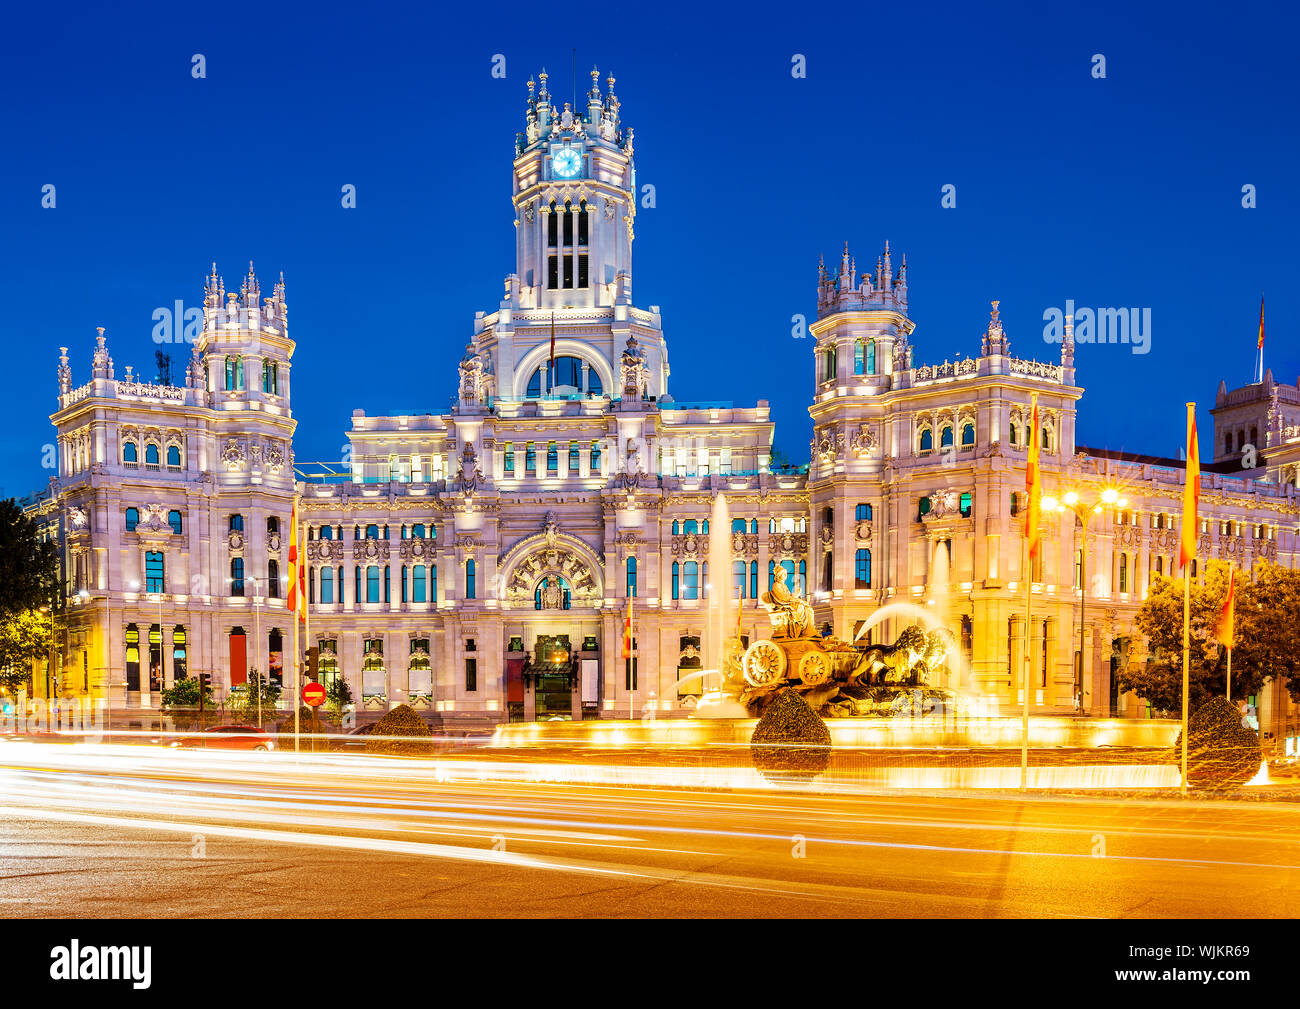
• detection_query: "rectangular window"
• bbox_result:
[145,551,164,593]
[577,254,588,288]
[562,210,573,245]
[504,444,515,474]
[578,209,588,245]
[366,566,380,603]
[750,561,758,601]
[683,562,699,600]
[125,625,140,691]
[562,253,573,289]
[320,567,334,604]
[546,442,558,472]
[547,210,557,246]
[413,565,427,603]
[172,626,187,681]
[591,442,602,473]
[465,657,478,692]
[525,442,536,473]
[547,255,558,289]
[568,440,580,472]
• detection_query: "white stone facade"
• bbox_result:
[28,71,1300,737]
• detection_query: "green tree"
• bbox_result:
[228,672,282,720]
[0,499,59,617]
[326,676,353,717]
[0,609,51,695]
[161,676,214,709]
[1124,559,1300,712]
[0,500,60,697]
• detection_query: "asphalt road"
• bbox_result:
[1,743,1297,918]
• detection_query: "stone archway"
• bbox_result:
[498,517,604,608]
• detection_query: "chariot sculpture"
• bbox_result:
[723,564,960,717]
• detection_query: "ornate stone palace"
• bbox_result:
[25,69,1300,737]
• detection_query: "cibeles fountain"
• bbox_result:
[690,493,969,721]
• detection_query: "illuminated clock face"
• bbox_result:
[551,148,582,178]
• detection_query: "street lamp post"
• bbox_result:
[248,576,263,729]
[1042,487,1126,716]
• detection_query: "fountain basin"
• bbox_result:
[491,716,1181,750]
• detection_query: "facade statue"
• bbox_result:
[458,343,486,404]
[760,563,815,639]
[620,335,647,400]
[539,575,564,609]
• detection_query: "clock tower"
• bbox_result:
[512,67,635,312]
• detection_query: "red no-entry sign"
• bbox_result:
[302,682,326,707]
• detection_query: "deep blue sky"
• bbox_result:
[2,0,1296,495]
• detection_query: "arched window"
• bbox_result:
[231,557,245,596]
[144,443,160,468]
[1154,556,1163,577]
[732,518,747,534]
[229,514,244,532]
[320,566,334,604]
[1009,423,1020,448]
[626,556,637,598]
[365,524,379,540]
[262,359,279,395]
[224,355,243,391]
[855,549,872,588]
[167,510,182,535]
[1042,424,1053,450]
[672,520,680,535]
[125,507,139,532]
[412,523,426,538]
[960,492,973,518]
[672,561,680,600]
[123,441,138,464]
[940,426,954,449]
[919,428,933,452]
[750,560,758,600]
[683,519,698,535]
[798,559,807,589]
[525,356,603,397]
[465,559,476,599]
[166,445,181,469]
[866,339,877,375]
[855,503,872,521]
[682,561,699,600]
[267,559,280,598]
[961,423,975,447]
[853,338,865,375]
[1119,554,1128,593]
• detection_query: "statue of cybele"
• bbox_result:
[760,563,815,639]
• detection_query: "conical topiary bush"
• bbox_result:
[1172,695,1261,790]
[750,688,832,783]
[365,703,434,756]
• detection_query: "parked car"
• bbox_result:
[174,725,276,751]
[331,723,377,752]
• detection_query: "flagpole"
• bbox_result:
[302,510,311,750]
[1226,646,1232,703]
[629,596,635,721]
[292,495,301,755]
[1181,560,1190,796]
[1021,536,1031,792]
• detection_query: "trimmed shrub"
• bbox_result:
[365,703,434,756]
[750,688,832,783]
[276,706,327,753]
[1173,696,1261,790]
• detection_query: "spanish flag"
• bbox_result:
[1025,393,1042,559]
[620,597,633,659]
[1257,295,1265,350]
[1215,568,1235,649]
[1180,403,1200,570]
[287,497,305,621]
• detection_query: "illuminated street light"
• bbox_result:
[1043,485,1127,714]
